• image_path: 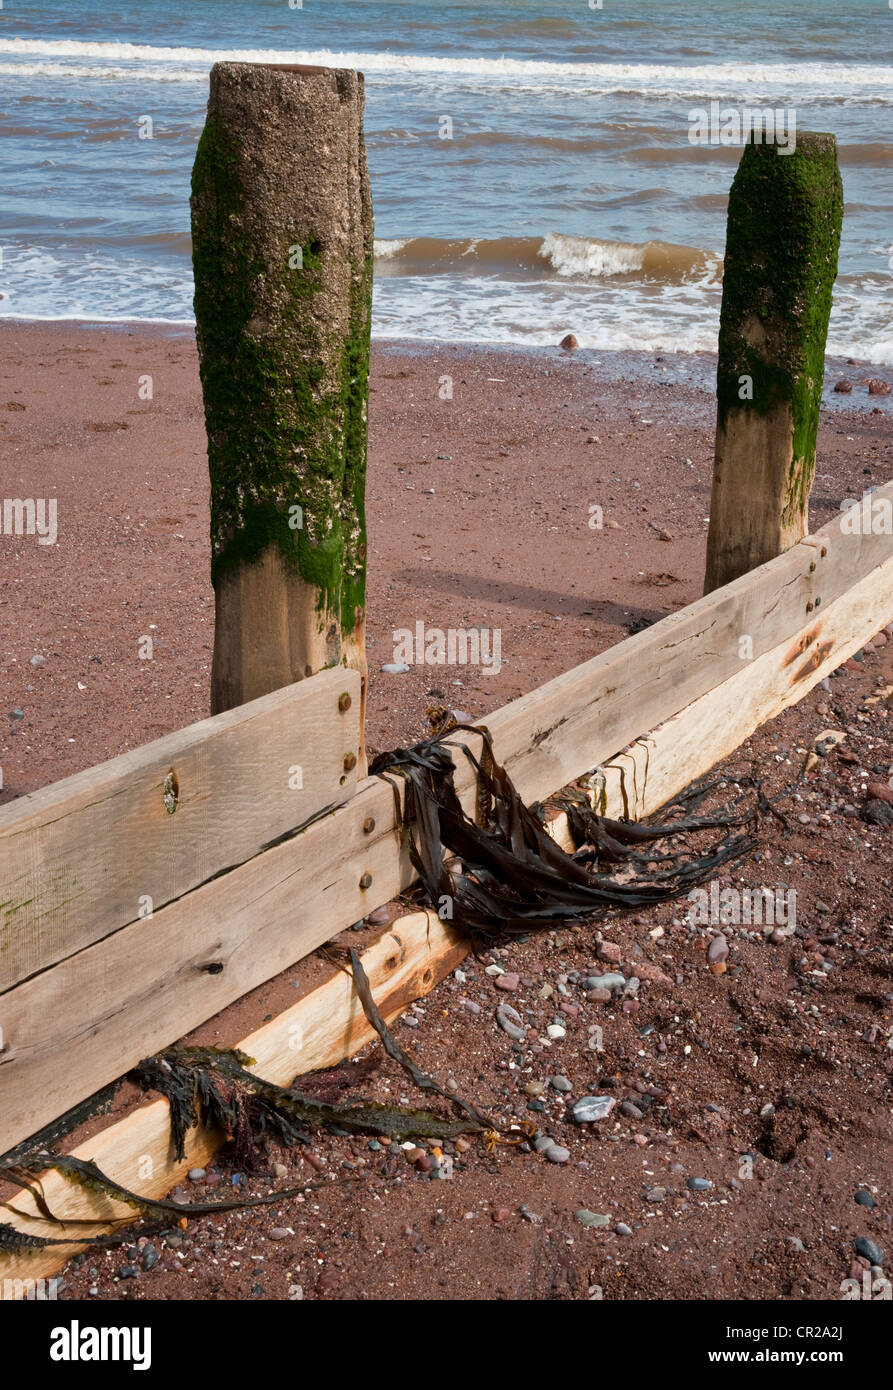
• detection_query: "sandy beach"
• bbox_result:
[1,322,893,1303]
[2,320,891,804]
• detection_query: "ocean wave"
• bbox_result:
[373,234,720,286]
[1,40,891,100]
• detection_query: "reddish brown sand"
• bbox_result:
[1,323,891,1302]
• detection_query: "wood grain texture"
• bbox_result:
[485,481,893,808]
[0,667,361,993]
[0,912,463,1291]
[3,537,891,1288]
[0,484,889,1160]
[544,550,893,847]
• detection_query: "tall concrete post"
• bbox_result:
[704,132,843,593]
[191,62,373,764]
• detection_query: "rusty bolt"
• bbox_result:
[359,872,373,890]
[344,752,357,772]
[338,692,352,713]
[363,816,376,834]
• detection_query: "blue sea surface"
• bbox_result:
[1,0,891,357]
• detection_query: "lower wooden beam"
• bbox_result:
[0,913,465,1290]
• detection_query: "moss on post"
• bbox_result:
[704,132,843,593]
[191,62,372,753]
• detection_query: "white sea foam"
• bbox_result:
[1,40,891,101]
[540,233,647,278]
[373,239,410,259]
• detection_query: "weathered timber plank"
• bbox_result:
[0,667,361,992]
[544,550,893,849]
[599,551,893,820]
[487,483,893,807]
[0,487,889,1157]
[0,913,463,1290]
[3,537,891,1284]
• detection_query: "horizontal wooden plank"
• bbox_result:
[0,912,463,1290]
[3,538,891,1287]
[488,481,893,805]
[0,667,361,992]
[1,486,889,1156]
[544,550,893,846]
[597,552,893,822]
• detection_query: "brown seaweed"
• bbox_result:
[370,722,758,938]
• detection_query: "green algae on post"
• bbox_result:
[191,62,372,746]
[704,132,843,594]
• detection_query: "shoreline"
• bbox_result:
[3,314,891,401]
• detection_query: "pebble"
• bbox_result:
[615,1223,633,1237]
[707,934,729,964]
[29,655,46,667]
[854,1236,884,1265]
[117,1265,139,1280]
[269,1228,292,1241]
[645,1187,667,1202]
[141,1245,158,1271]
[496,1003,526,1041]
[367,905,392,925]
[10,709,23,720]
[546,1023,566,1040]
[620,1101,643,1120]
[460,998,480,1014]
[380,663,411,674]
[494,972,520,992]
[686,1177,713,1192]
[855,1189,877,1210]
[273,1162,289,1178]
[572,1095,616,1124]
[787,1236,806,1253]
[524,1080,546,1097]
[544,1144,570,1164]
[575,1209,610,1228]
[584,972,626,993]
[187,1167,206,1182]
[597,942,622,964]
[550,1074,572,1092]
